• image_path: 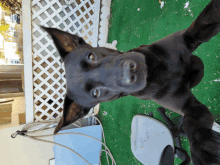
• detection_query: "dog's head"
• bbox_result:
[41,27,147,133]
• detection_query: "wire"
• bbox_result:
[11,113,116,165]
[87,114,111,165]
[28,135,91,165]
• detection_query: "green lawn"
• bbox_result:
[98,0,220,164]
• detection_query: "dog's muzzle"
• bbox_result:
[113,52,147,93]
[122,60,137,85]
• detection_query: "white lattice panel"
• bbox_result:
[31,0,100,122]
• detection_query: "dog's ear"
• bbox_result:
[41,26,89,60]
[54,95,91,134]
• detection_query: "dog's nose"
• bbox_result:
[121,60,137,85]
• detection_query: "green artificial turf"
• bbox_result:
[98,0,220,164]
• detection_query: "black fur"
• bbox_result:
[41,0,220,164]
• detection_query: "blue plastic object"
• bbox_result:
[53,125,102,165]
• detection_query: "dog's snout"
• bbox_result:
[122,60,137,85]
[129,61,137,72]
[123,60,137,72]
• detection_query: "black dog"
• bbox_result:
[41,0,220,164]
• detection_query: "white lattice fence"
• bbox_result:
[31,0,100,122]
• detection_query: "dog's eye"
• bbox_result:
[92,89,100,98]
[88,53,95,61]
